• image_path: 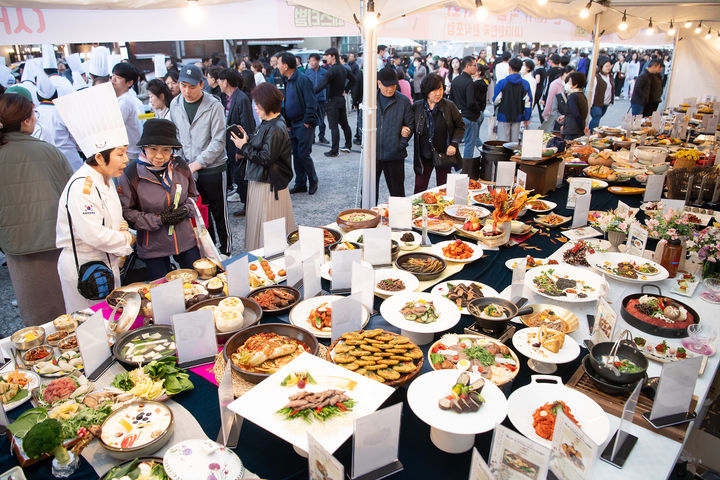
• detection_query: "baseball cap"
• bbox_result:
[178,65,203,86]
[378,66,398,87]
[5,85,33,102]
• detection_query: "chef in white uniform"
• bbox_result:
[54,83,134,312]
[41,44,74,97]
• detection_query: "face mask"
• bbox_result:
[564,82,572,93]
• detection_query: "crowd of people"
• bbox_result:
[0,42,673,327]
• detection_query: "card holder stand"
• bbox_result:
[390,227,412,232]
[330,288,351,295]
[348,460,403,480]
[177,355,217,370]
[216,415,242,449]
[600,430,638,468]
[86,356,116,382]
[372,263,393,270]
[264,251,284,261]
[586,314,595,332]
[642,411,697,429]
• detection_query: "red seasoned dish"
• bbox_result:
[625,296,694,330]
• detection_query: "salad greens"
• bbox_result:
[464,345,497,367]
[105,459,169,480]
[59,402,112,440]
[277,399,356,423]
[111,357,193,396]
[111,372,134,391]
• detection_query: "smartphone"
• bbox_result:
[227,124,244,139]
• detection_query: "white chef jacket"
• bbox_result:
[56,163,132,313]
[33,102,57,145]
[117,90,142,160]
[33,102,83,171]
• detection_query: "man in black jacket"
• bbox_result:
[280,53,319,195]
[315,48,354,157]
[631,59,664,117]
[219,68,256,215]
[376,67,413,201]
[450,56,481,159]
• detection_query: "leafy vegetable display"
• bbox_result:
[464,345,498,367]
[112,357,193,396]
[58,402,112,440]
[8,408,48,438]
[105,458,169,480]
[22,418,69,463]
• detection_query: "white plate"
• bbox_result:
[432,240,484,264]
[430,281,499,314]
[534,214,571,228]
[549,239,611,263]
[512,328,580,365]
[567,177,608,190]
[671,273,700,297]
[227,352,394,454]
[320,260,373,282]
[342,228,376,245]
[586,251,669,283]
[524,264,604,303]
[0,368,40,411]
[412,219,456,236]
[507,375,610,448]
[248,257,286,287]
[407,370,508,435]
[443,204,491,221]
[379,292,461,334]
[504,257,556,271]
[470,192,495,207]
[391,231,421,251]
[288,295,370,339]
[374,268,420,296]
[527,200,557,213]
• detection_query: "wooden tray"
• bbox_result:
[565,366,696,443]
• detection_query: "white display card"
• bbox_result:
[615,201,630,217]
[262,217,287,257]
[567,179,592,209]
[352,403,402,478]
[562,226,602,242]
[447,173,468,199]
[453,175,470,206]
[550,411,599,480]
[521,129,544,159]
[511,257,527,298]
[650,356,703,420]
[363,226,392,266]
[172,309,218,367]
[625,223,649,257]
[572,190,591,229]
[226,255,250,298]
[592,297,617,344]
[516,169,527,189]
[469,447,493,480]
[651,111,663,132]
[612,382,642,461]
[218,361,238,447]
[299,225,324,262]
[309,433,344,480]
[331,296,363,342]
[330,249,361,291]
[643,174,666,202]
[662,198,686,214]
[285,242,303,288]
[388,196,412,230]
[149,278,185,326]
[495,162,517,188]
[351,261,375,313]
[302,254,322,299]
[76,310,112,377]
[489,424,550,480]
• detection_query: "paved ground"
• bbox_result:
[0,98,632,337]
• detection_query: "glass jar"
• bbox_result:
[660,239,683,278]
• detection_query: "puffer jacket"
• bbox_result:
[169,93,227,174]
[117,156,199,259]
[0,132,72,255]
[376,90,414,162]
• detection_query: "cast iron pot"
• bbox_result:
[467,297,532,333]
[621,285,699,338]
[587,339,649,385]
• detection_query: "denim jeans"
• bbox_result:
[462,117,480,158]
[589,105,609,132]
[630,104,644,116]
[316,100,327,139]
[290,122,318,187]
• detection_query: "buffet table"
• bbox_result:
[1,180,718,480]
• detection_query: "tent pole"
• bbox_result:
[361,14,378,209]
[585,13,602,123]
[662,29,680,110]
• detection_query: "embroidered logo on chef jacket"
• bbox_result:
[82,204,96,215]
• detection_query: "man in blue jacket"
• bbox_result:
[304,54,328,145]
[279,52,319,195]
[493,57,532,143]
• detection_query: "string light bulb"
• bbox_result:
[706,27,712,40]
[646,17,654,35]
[684,21,692,28]
[695,21,703,34]
[579,0,592,18]
[537,0,547,4]
[667,20,676,36]
[475,0,488,20]
[618,10,628,31]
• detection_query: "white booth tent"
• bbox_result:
[7,0,720,207]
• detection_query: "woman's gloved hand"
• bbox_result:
[160,205,189,225]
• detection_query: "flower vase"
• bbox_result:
[52,451,78,478]
[607,231,626,253]
[703,260,720,279]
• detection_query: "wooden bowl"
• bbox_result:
[336,209,380,231]
[222,323,319,384]
[186,296,263,344]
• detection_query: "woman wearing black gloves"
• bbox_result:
[118,119,201,279]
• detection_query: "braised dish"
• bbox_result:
[286,228,342,249]
[247,286,300,315]
[395,252,447,280]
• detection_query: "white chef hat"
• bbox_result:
[153,54,167,80]
[89,46,110,78]
[36,70,57,99]
[54,83,128,158]
[65,53,83,73]
[108,54,122,73]
[20,58,41,84]
[41,44,58,70]
[65,53,88,89]
[0,64,13,88]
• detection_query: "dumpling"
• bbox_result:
[218,297,244,314]
[215,309,244,333]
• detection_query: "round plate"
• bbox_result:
[320,260,373,282]
[507,376,610,448]
[512,327,580,365]
[471,192,495,207]
[443,204,491,221]
[342,228,374,245]
[432,240,484,264]
[0,368,40,411]
[505,257,556,271]
[289,295,370,338]
[534,214,571,228]
[247,286,301,315]
[586,251,669,283]
[516,304,580,333]
[524,264,604,303]
[407,370,508,435]
[430,281,498,314]
[32,351,83,377]
[568,177,608,191]
[379,292,461,334]
[391,231,421,251]
[374,268,420,296]
[527,200,557,213]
